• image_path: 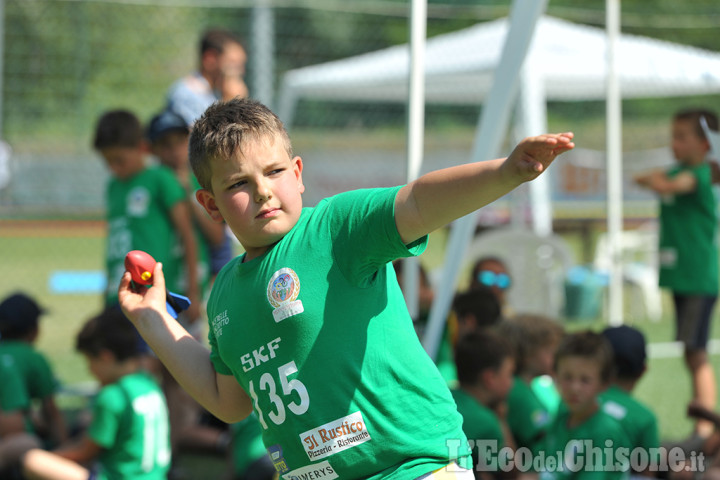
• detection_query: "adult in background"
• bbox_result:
[165,28,248,276]
[166,28,248,128]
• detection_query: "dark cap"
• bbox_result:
[602,325,647,378]
[147,109,189,143]
[0,292,46,338]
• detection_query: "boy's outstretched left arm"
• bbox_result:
[394,132,574,244]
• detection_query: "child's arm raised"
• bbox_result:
[394,133,574,244]
[118,262,252,423]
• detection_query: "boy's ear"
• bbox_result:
[196,189,225,223]
[293,156,305,194]
[139,139,152,155]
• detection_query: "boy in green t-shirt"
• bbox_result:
[147,108,233,286]
[499,314,564,457]
[634,109,719,438]
[600,325,660,476]
[540,331,630,480]
[0,292,66,447]
[452,330,515,479]
[118,98,574,479]
[93,109,202,323]
[0,354,42,474]
[22,308,171,480]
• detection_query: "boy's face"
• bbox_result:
[485,357,515,403]
[527,343,557,377]
[472,259,510,305]
[84,351,116,387]
[100,146,146,180]
[196,137,305,261]
[152,130,189,173]
[672,119,709,165]
[555,355,605,414]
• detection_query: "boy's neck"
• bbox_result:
[681,156,707,167]
[611,378,637,393]
[518,371,535,384]
[567,400,599,428]
[462,383,496,409]
[107,358,142,385]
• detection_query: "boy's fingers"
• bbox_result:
[118,272,133,296]
[152,262,166,291]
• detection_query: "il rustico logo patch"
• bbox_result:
[267,268,304,323]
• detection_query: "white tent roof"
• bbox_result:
[279,15,720,109]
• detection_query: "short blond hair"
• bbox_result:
[189,98,293,192]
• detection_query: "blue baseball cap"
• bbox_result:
[602,325,647,377]
[0,292,46,337]
[147,109,189,143]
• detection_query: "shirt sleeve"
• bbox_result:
[324,187,428,287]
[88,385,126,449]
[28,352,58,399]
[0,365,29,412]
[155,166,187,211]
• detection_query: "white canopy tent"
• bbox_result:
[279,14,720,109]
[278,15,720,235]
[277,14,720,344]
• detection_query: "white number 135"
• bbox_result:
[249,360,309,429]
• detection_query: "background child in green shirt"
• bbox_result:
[0,292,66,447]
[634,109,719,438]
[541,331,630,480]
[600,325,660,477]
[499,314,564,457]
[93,109,202,323]
[0,354,41,475]
[22,308,171,480]
[452,329,516,478]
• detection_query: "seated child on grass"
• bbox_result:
[539,331,630,480]
[0,292,66,447]
[600,325,660,477]
[452,330,516,479]
[22,308,171,480]
[499,314,564,456]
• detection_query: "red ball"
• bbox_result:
[124,250,157,285]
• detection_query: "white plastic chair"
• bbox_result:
[463,227,575,318]
[593,223,662,322]
[701,116,720,161]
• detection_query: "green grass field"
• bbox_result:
[1,220,717,443]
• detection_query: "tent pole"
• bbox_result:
[422,0,548,359]
[606,0,624,326]
[519,65,552,236]
[402,0,428,321]
[251,0,275,109]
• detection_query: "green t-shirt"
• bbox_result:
[508,377,552,455]
[105,165,186,304]
[0,357,29,413]
[207,187,470,480]
[0,341,57,401]
[531,375,562,418]
[451,388,503,472]
[88,371,170,480]
[539,407,630,480]
[658,162,718,294]
[600,385,659,454]
[231,414,270,475]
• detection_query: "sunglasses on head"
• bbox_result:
[477,270,511,290]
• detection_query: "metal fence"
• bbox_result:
[0,0,717,218]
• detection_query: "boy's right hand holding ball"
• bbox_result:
[118,262,169,325]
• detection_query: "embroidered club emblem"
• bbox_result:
[267,268,304,322]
